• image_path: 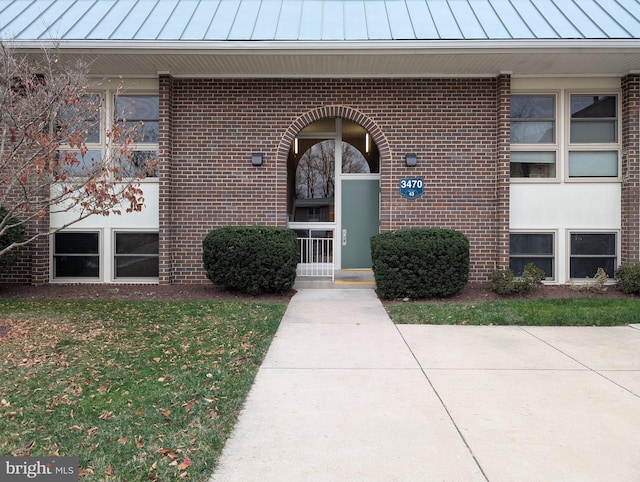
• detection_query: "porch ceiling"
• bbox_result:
[14,40,640,78]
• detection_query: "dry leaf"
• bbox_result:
[153,357,161,362]
[136,436,144,448]
[105,466,113,475]
[177,456,191,471]
[99,411,114,420]
[182,399,197,412]
[11,440,34,456]
[69,425,83,431]
[117,437,127,445]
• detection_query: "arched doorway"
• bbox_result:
[288,118,380,273]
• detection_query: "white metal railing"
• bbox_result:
[297,236,335,280]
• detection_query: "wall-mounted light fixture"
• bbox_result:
[252,153,263,166]
[294,138,299,155]
[365,133,370,154]
[405,153,417,167]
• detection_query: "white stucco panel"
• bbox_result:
[510,183,621,230]
[50,182,160,230]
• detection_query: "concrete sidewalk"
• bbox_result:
[210,289,640,481]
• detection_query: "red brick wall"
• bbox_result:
[164,77,508,283]
[622,74,640,264]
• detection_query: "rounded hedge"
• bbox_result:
[370,228,469,299]
[0,207,24,273]
[202,226,298,295]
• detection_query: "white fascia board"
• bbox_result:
[9,38,640,53]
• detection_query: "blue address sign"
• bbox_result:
[399,177,424,199]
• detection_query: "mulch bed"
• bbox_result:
[0,282,635,303]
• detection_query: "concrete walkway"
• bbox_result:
[210,289,640,481]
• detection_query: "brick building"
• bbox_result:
[1,0,640,285]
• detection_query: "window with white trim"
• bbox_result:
[53,232,100,279]
[509,233,554,280]
[57,94,103,177]
[57,92,159,178]
[569,232,617,279]
[114,95,159,177]
[568,95,619,178]
[510,94,557,179]
[114,232,159,279]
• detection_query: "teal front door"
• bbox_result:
[341,178,379,269]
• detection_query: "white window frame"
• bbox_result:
[565,91,621,182]
[509,230,556,282]
[51,229,103,282]
[113,92,160,180]
[567,230,619,281]
[510,92,559,183]
[57,92,105,179]
[112,230,159,282]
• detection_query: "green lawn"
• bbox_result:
[386,298,640,326]
[0,300,286,481]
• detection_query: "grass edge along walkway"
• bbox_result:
[385,297,640,326]
[0,299,286,482]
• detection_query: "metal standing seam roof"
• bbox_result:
[1,0,640,42]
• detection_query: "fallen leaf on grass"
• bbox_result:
[136,436,144,448]
[105,466,113,476]
[177,456,191,471]
[78,467,94,476]
[117,437,127,445]
[182,399,197,412]
[99,410,114,420]
[11,440,34,456]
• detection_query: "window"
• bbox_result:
[115,95,159,177]
[510,95,557,178]
[114,232,159,279]
[53,232,100,278]
[569,233,617,279]
[568,95,618,178]
[509,233,554,280]
[57,94,102,177]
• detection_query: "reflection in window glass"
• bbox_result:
[58,94,101,143]
[509,233,554,279]
[510,151,556,178]
[510,95,555,144]
[570,95,617,143]
[570,233,616,278]
[294,140,335,222]
[54,232,99,278]
[115,95,159,143]
[342,144,371,173]
[114,232,159,278]
[57,149,102,177]
[116,150,159,178]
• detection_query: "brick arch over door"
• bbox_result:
[278,105,392,230]
[278,105,390,162]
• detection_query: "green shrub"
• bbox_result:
[615,263,640,294]
[490,263,545,295]
[0,207,24,273]
[370,228,469,300]
[202,226,298,295]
